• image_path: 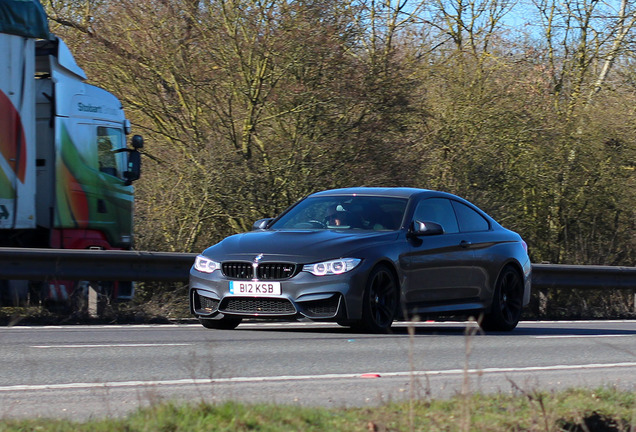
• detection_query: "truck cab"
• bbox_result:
[34,37,141,251]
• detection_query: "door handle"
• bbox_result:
[460,240,472,248]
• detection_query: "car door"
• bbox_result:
[402,197,482,307]
[450,200,496,301]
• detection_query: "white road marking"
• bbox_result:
[2,320,636,330]
[534,335,636,339]
[30,343,193,349]
[1,362,636,392]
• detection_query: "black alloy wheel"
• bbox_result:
[356,265,399,333]
[199,316,242,330]
[480,266,523,331]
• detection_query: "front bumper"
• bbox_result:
[189,266,367,321]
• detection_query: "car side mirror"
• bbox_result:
[252,218,274,230]
[408,220,444,237]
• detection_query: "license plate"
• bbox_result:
[228,281,281,296]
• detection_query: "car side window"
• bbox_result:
[413,198,459,234]
[451,201,490,232]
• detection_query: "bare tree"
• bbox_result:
[426,0,516,56]
[588,0,636,100]
[532,0,636,115]
[42,0,636,270]
[45,0,419,250]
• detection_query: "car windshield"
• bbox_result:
[271,196,408,231]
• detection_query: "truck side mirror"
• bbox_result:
[124,150,141,185]
[124,135,143,185]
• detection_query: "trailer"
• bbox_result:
[0,0,142,306]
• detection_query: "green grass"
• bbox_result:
[1,388,633,432]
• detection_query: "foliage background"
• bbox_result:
[43,0,636,269]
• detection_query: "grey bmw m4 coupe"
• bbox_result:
[190,187,531,333]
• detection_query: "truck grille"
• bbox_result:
[222,262,298,280]
[221,297,296,315]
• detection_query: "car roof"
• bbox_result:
[308,187,493,220]
[309,187,446,199]
[294,187,501,229]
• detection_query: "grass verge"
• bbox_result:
[0,387,633,431]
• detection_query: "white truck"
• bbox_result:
[0,0,142,306]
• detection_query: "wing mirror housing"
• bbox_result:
[131,134,144,149]
[408,220,444,237]
[252,218,274,230]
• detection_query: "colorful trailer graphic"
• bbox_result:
[0,0,142,305]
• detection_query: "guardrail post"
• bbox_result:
[88,284,98,318]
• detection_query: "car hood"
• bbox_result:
[202,229,399,263]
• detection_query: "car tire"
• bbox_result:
[354,264,399,333]
[480,266,523,332]
[199,316,242,330]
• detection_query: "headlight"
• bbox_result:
[194,255,220,273]
[302,258,361,276]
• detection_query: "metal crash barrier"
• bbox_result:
[0,247,634,288]
[531,263,636,291]
[0,248,197,281]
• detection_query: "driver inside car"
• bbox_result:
[324,205,363,228]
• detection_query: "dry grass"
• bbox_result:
[0,388,633,431]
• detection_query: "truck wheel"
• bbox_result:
[0,280,28,306]
[0,280,8,306]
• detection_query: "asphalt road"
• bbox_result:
[1,320,635,421]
